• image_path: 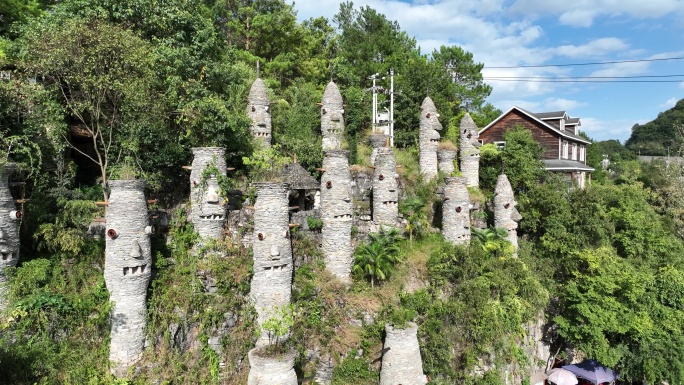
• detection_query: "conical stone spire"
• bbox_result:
[494,174,522,257]
[419,96,441,180]
[321,81,344,151]
[247,78,272,146]
[459,113,480,187]
[0,163,19,310]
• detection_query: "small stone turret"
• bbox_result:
[437,147,457,175]
[104,180,152,376]
[369,133,388,165]
[247,78,272,146]
[442,177,470,245]
[0,163,20,310]
[321,81,345,151]
[419,97,442,180]
[190,147,227,239]
[379,323,428,385]
[250,183,293,340]
[320,150,353,283]
[494,174,521,257]
[459,113,480,187]
[373,148,398,228]
[247,348,298,385]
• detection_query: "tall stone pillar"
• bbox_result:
[104,180,152,376]
[379,323,428,385]
[442,177,470,246]
[494,174,521,257]
[373,148,398,228]
[459,113,480,187]
[437,147,457,175]
[247,348,298,385]
[190,147,227,239]
[369,133,388,165]
[247,78,272,146]
[250,182,293,342]
[320,150,353,283]
[321,81,345,151]
[419,97,442,180]
[0,163,20,310]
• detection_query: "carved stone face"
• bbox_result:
[198,178,225,221]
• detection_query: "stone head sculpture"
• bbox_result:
[459,113,481,187]
[247,78,272,146]
[190,148,227,239]
[0,163,20,271]
[442,176,471,245]
[494,174,520,256]
[419,97,443,132]
[321,81,345,150]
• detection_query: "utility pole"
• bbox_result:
[389,68,394,147]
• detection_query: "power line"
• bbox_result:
[483,56,684,69]
[483,78,684,83]
[484,74,684,80]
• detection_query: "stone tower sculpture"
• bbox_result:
[459,113,480,187]
[0,163,20,310]
[104,180,152,376]
[494,174,522,257]
[419,97,442,180]
[373,148,398,228]
[250,182,293,344]
[247,77,272,146]
[190,147,227,240]
[437,146,457,175]
[369,133,388,166]
[379,323,428,385]
[247,349,298,385]
[320,150,353,283]
[321,81,344,151]
[442,177,470,245]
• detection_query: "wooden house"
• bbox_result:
[479,107,594,188]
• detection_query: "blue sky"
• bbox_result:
[293,0,684,142]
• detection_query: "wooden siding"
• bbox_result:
[480,110,560,159]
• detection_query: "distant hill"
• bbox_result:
[626,98,684,156]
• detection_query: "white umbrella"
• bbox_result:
[530,370,548,385]
[546,368,578,385]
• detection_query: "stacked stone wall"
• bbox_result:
[494,174,521,257]
[442,177,470,245]
[379,323,428,385]
[320,150,353,282]
[0,163,19,310]
[321,82,344,151]
[247,78,272,146]
[418,97,442,180]
[190,147,227,239]
[369,134,388,165]
[437,148,457,175]
[247,348,298,385]
[459,113,480,187]
[250,182,293,340]
[372,148,398,228]
[104,180,152,376]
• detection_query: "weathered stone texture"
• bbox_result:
[190,147,227,239]
[419,97,442,180]
[247,348,298,385]
[437,148,457,175]
[442,177,470,245]
[380,323,428,385]
[321,81,345,151]
[459,113,480,187]
[0,163,19,310]
[373,148,398,228]
[494,174,521,257]
[104,180,152,376]
[250,183,293,335]
[321,150,353,283]
[369,133,388,165]
[247,78,272,146]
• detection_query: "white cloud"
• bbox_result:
[542,98,588,111]
[579,117,648,142]
[679,81,684,89]
[552,38,630,58]
[661,97,678,108]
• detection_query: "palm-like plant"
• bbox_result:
[399,195,428,242]
[353,228,404,288]
[471,227,513,258]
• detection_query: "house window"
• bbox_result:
[494,141,506,150]
[579,146,585,162]
[572,143,577,160]
[562,141,568,159]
